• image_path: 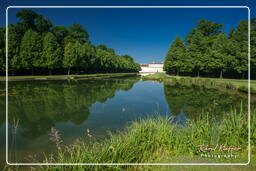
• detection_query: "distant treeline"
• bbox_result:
[0,10,141,76]
[164,19,256,79]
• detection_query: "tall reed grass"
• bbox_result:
[42,106,254,170]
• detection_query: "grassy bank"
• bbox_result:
[0,73,138,81]
[28,106,254,171]
[142,73,256,94]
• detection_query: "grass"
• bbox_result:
[142,73,256,94]
[0,73,138,81]
[4,106,255,170]
[28,106,253,171]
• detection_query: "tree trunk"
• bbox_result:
[68,68,70,75]
[197,70,200,77]
[76,67,79,75]
[49,69,52,75]
[177,70,179,76]
[242,73,244,79]
[31,67,34,76]
[220,70,223,78]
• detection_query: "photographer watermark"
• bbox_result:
[198,144,241,159]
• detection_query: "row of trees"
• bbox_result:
[0,10,140,75]
[164,19,256,79]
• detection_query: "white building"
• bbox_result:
[139,62,165,76]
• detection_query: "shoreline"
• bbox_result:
[142,73,256,94]
[0,73,138,82]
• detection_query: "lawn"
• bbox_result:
[142,73,256,94]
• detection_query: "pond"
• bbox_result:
[0,77,251,164]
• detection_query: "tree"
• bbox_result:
[19,29,42,75]
[164,36,186,75]
[197,19,223,36]
[209,34,236,78]
[186,29,207,77]
[63,41,80,75]
[251,18,256,78]
[16,10,52,34]
[0,28,5,73]
[7,25,24,74]
[52,26,69,45]
[16,10,38,32]
[42,32,62,75]
[34,14,52,33]
[0,10,140,76]
[64,24,89,45]
[185,20,223,77]
[229,20,248,78]
[79,42,95,72]
[97,44,108,51]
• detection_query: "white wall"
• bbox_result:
[140,64,164,73]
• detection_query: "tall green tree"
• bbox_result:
[0,28,5,72]
[186,29,207,76]
[64,24,89,45]
[42,32,62,75]
[8,25,23,74]
[16,10,52,34]
[251,18,256,77]
[164,36,186,75]
[209,34,236,78]
[229,20,248,78]
[19,29,42,75]
[79,42,95,72]
[63,41,81,75]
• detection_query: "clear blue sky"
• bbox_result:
[1,0,255,63]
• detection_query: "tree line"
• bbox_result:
[164,19,256,79]
[0,10,141,75]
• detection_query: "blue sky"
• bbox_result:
[0,0,255,63]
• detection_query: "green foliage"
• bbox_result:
[42,32,62,74]
[229,20,248,77]
[251,19,256,75]
[197,19,223,36]
[63,42,79,75]
[19,29,42,75]
[16,9,52,33]
[164,36,186,75]
[0,28,5,72]
[164,19,253,79]
[2,9,140,76]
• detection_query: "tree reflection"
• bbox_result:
[0,78,139,139]
[163,82,249,120]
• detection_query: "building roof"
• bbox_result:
[149,62,163,64]
[140,62,163,66]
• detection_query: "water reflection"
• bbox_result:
[0,78,139,139]
[163,82,249,120]
[0,78,254,164]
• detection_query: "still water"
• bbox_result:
[0,77,249,163]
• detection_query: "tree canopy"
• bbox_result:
[0,10,140,75]
[164,19,255,79]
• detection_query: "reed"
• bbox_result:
[42,107,254,170]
